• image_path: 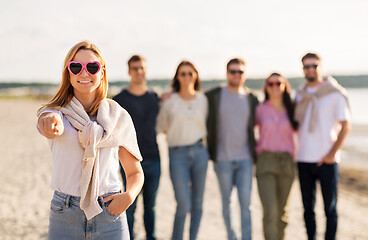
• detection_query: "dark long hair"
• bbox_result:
[171,60,201,92]
[264,73,298,130]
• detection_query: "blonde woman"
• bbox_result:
[156,61,209,240]
[37,41,144,239]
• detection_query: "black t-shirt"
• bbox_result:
[113,89,160,161]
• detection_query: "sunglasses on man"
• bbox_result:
[228,70,244,75]
[303,64,318,70]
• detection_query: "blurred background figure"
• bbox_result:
[206,58,258,240]
[255,72,297,240]
[295,53,351,240]
[156,60,209,240]
[113,55,161,240]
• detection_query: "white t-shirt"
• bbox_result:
[38,110,122,196]
[156,92,208,147]
[296,85,350,163]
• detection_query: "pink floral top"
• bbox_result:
[255,101,295,157]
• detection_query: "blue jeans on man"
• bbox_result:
[169,140,209,240]
[121,159,161,240]
[298,162,339,240]
[214,159,253,240]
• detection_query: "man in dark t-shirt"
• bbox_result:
[113,55,161,240]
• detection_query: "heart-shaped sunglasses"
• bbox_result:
[67,61,101,76]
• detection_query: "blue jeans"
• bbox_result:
[214,160,253,240]
[298,162,339,240]
[121,159,161,240]
[169,140,209,240]
[48,191,129,240]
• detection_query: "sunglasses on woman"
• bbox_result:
[267,81,282,87]
[68,61,102,76]
[179,72,194,77]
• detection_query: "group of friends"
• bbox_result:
[37,41,350,240]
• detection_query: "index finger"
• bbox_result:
[51,115,62,128]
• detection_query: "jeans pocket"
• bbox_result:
[104,201,121,218]
[200,145,209,160]
[281,153,295,177]
[50,199,65,214]
[256,152,277,177]
[169,147,180,157]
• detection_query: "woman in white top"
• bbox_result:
[156,60,209,240]
[37,41,144,240]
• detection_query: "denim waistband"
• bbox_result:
[53,191,120,208]
[169,138,203,150]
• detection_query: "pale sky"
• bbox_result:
[1,0,367,82]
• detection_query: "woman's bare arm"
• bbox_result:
[104,146,144,215]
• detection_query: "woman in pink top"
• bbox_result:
[255,72,298,240]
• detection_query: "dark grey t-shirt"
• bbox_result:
[217,86,251,162]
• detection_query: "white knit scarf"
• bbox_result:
[60,97,142,220]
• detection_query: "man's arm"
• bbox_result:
[317,120,351,166]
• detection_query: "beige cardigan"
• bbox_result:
[294,76,350,132]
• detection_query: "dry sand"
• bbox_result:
[0,98,367,240]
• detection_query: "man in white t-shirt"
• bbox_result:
[295,53,351,240]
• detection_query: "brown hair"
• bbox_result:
[301,52,321,63]
[127,55,146,68]
[39,41,107,116]
[264,72,298,130]
[226,58,246,70]
[171,60,201,92]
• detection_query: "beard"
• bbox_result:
[305,76,317,82]
[305,72,318,82]
[228,81,240,88]
[227,78,245,88]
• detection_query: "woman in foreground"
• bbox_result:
[37,41,144,239]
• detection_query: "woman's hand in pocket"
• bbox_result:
[104,192,133,215]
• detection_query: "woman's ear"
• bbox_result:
[100,67,105,79]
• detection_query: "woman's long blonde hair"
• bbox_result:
[38,41,108,116]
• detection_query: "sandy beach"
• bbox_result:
[0,98,367,240]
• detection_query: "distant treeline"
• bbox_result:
[0,82,56,89]
[111,75,368,91]
[1,75,367,91]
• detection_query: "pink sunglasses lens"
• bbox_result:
[69,62,83,75]
[68,61,101,75]
[86,62,100,75]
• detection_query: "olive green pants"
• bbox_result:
[256,151,295,240]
